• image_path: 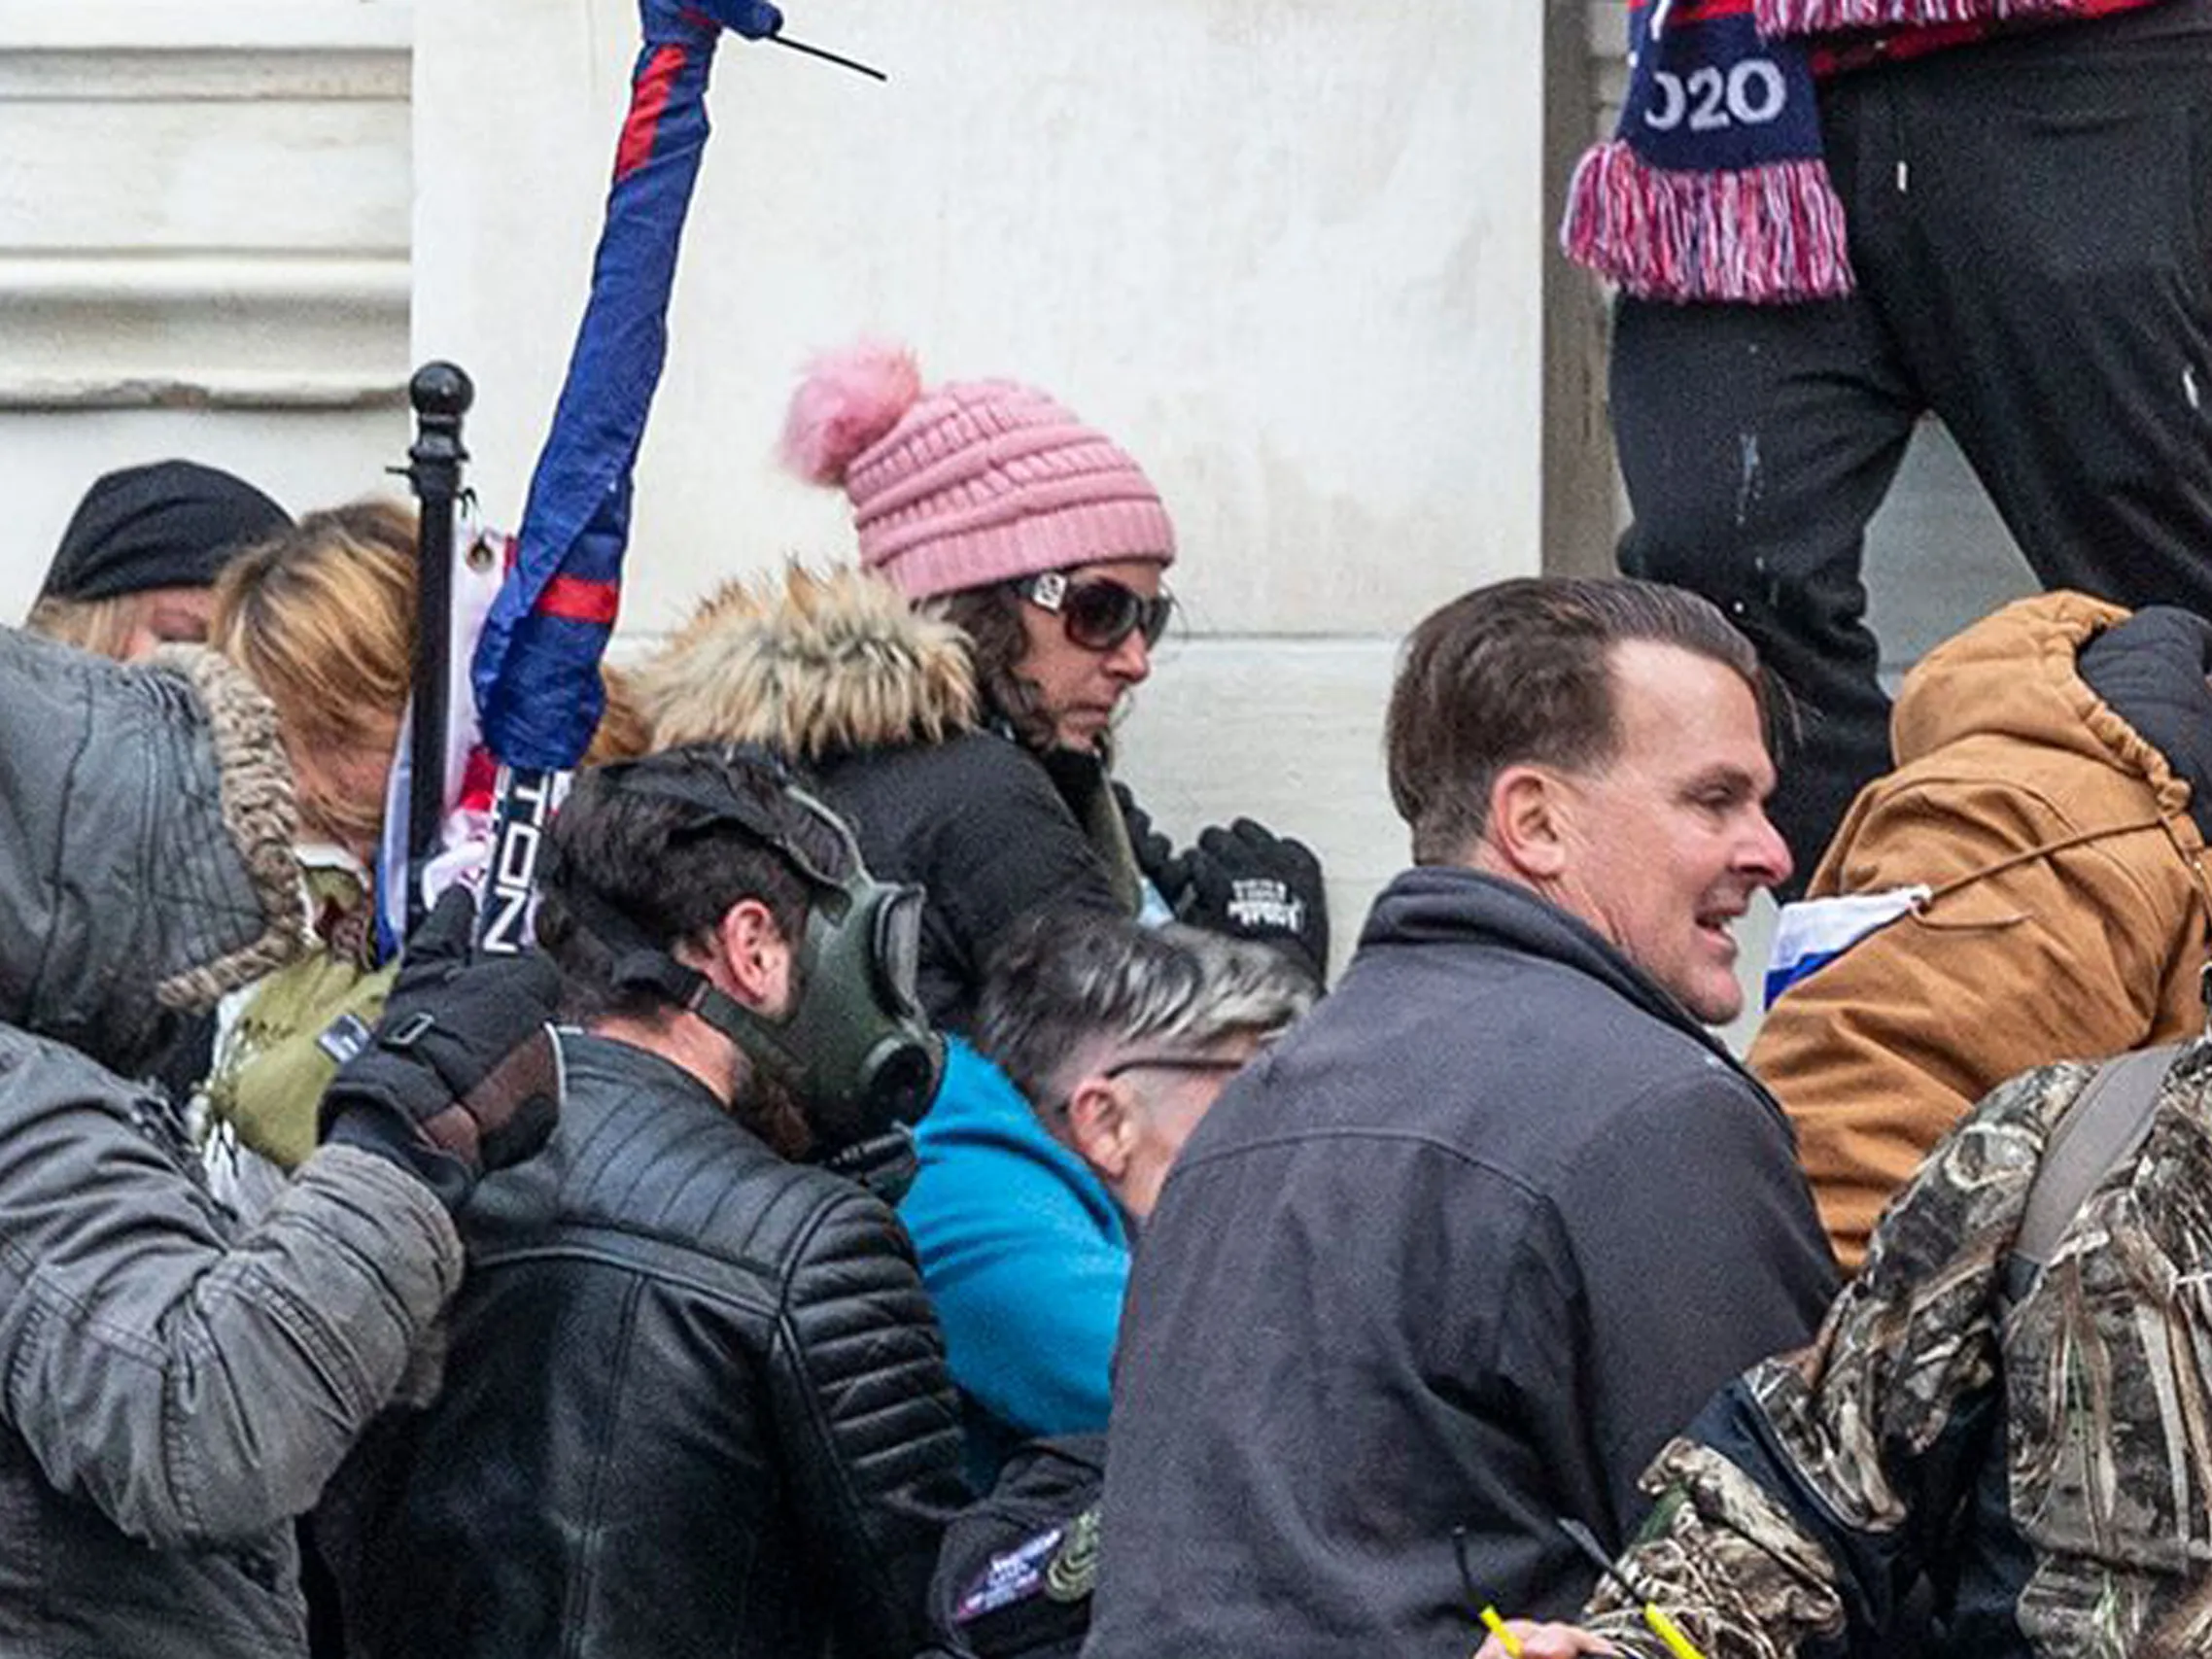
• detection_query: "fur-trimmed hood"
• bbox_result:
[632,564,978,758]
[0,630,311,1074]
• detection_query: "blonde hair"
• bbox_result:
[210,499,418,755]
[22,592,143,658]
[208,498,645,796]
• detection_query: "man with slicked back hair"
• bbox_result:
[1086,576,1837,1659]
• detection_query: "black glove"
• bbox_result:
[1171,818,1330,985]
[1112,781,1185,901]
[320,886,564,1210]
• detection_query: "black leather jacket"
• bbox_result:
[321,1031,970,1658]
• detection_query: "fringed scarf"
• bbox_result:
[1565,0,2165,304]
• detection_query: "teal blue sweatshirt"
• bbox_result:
[901,1039,1129,1477]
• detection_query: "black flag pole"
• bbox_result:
[398,361,475,935]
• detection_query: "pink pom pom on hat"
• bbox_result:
[779,340,1176,601]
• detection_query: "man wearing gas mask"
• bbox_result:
[318,743,970,1659]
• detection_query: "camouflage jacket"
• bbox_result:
[1582,1041,2212,1659]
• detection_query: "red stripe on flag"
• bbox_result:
[613,45,686,183]
[537,574,621,626]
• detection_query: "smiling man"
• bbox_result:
[1086,575,1839,1659]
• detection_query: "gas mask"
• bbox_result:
[562,749,944,1192]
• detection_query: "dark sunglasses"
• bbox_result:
[1018,571,1175,653]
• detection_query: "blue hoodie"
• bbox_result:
[901,1039,1129,1476]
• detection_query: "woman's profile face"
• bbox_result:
[1011,558,1164,752]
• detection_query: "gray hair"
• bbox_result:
[975,912,1316,1110]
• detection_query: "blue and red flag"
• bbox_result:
[471,0,784,774]
[466,0,787,950]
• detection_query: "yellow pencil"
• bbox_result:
[1556,1515,1712,1659]
[1478,1605,1524,1657]
[1640,1603,1707,1659]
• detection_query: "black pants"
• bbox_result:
[1612,1,2212,892]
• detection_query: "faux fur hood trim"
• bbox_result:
[635,564,978,758]
[150,644,313,1011]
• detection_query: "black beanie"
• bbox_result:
[39,460,292,604]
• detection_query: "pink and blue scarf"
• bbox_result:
[1566,0,2169,303]
[1565,0,1852,304]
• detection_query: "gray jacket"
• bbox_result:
[1089,868,1838,1659]
[0,631,464,1657]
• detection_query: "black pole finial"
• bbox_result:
[410,360,475,427]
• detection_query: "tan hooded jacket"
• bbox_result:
[1751,592,2212,1271]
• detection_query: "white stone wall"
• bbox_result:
[0,0,416,606]
[415,2,1553,962]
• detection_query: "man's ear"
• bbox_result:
[1063,1076,1138,1182]
[701,897,789,1011]
[1481,764,1572,881]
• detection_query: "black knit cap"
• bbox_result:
[39,460,292,604]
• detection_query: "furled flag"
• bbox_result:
[472,0,785,771]
[467,0,787,950]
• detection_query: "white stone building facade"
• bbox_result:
[1,1,2031,972]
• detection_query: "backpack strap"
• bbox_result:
[2001,1042,2181,1305]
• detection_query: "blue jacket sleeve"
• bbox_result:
[903,1048,1130,1438]
[1545,1068,1839,1537]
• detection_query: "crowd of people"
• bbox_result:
[9,3,2212,1656]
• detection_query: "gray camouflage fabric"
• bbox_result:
[1581,1041,2212,1659]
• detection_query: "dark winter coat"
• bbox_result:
[320,1030,970,1659]
[1087,867,1839,1659]
[630,567,1136,1033]
[816,732,1127,1029]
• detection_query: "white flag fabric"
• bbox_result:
[1764,885,1932,1009]
[374,526,508,959]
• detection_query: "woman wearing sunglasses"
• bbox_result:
[634,341,1321,1033]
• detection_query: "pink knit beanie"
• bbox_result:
[780,342,1177,601]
